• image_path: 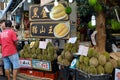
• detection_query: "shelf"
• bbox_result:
[112,34,120,36]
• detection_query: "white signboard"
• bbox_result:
[19,59,32,68]
[32,60,51,71]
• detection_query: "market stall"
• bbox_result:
[19,0,72,80]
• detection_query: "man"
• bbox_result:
[0,20,5,31]
[0,20,19,80]
[0,20,5,58]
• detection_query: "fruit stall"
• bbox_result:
[18,1,71,80]
[17,0,120,80]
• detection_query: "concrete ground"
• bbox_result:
[0,76,7,80]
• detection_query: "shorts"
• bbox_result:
[3,53,20,70]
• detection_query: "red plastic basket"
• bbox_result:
[26,69,34,76]
[37,71,45,78]
[19,68,27,74]
[45,71,59,80]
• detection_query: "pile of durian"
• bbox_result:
[19,40,57,61]
[57,41,79,66]
[76,48,120,75]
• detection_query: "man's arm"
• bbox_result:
[0,45,1,53]
[14,40,19,47]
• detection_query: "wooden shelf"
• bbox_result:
[112,34,120,36]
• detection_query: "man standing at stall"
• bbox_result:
[0,20,19,80]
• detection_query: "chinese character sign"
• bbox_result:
[30,22,70,39]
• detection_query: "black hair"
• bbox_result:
[15,23,20,30]
[5,20,12,27]
[0,20,6,24]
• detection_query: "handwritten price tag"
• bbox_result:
[78,45,89,56]
[39,41,47,49]
[68,37,77,44]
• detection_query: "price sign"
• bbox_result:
[39,41,47,49]
[32,59,51,71]
[19,58,32,68]
[68,37,77,43]
[78,45,89,56]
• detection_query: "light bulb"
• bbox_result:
[27,0,31,3]
[69,0,74,3]
[54,0,58,6]
[91,15,96,26]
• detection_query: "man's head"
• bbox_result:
[0,20,6,30]
[5,20,12,28]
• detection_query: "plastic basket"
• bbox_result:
[76,69,111,80]
[58,63,76,80]
[45,71,59,80]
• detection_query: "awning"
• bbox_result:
[0,0,13,19]
[11,0,25,15]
